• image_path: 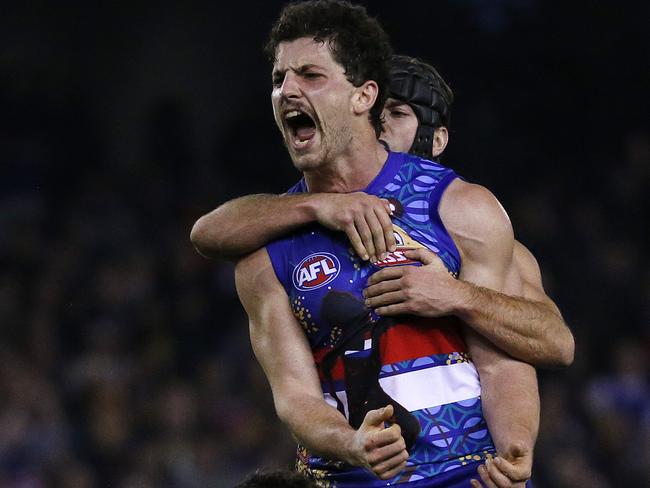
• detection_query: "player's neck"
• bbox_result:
[304,135,388,193]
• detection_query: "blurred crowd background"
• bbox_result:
[1,1,648,487]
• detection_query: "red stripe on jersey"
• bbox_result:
[313,317,465,381]
[379,316,466,365]
[313,347,345,381]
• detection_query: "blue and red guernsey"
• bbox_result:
[266,152,496,487]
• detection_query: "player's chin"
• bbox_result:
[290,145,322,171]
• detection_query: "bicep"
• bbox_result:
[513,241,561,314]
[235,249,323,406]
[440,180,515,291]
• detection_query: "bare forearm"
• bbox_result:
[455,283,574,368]
[276,392,358,464]
[191,193,317,260]
[479,359,539,456]
[465,328,539,461]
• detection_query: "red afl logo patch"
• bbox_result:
[292,253,340,291]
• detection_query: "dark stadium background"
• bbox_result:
[1,1,648,486]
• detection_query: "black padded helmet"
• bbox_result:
[388,55,453,159]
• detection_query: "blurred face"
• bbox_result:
[380,98,418,152]
[271,37,355,171]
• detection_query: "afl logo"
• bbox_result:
[292,252,340,291]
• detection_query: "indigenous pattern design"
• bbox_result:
[267,152,495,486]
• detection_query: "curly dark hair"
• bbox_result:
[265,0,393,135]
[235,470,317,488]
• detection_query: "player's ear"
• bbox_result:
[351,80,378,116]
[431,127,449,157]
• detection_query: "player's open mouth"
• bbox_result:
[285,109,317,149]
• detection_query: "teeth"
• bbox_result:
[294,138,310,147]
[286,110,301,119]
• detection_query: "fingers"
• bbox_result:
[365,290,405,309]
[364,279,402,300]
[373,447,408,479]
[368,211,389,261]
[375,303,408,316]
[364,270,409,315]
[470,479,483,488]
[374,206,396,253]
[366,426,408,480]
[340,195,395,263]
[477,464,499,488]
[478,457,528,488]
[344,222,369,261]
[381,198,396,218]
[357,403,409,480]
[369,428,405,456]
[403,248,437,266]
[354,215,377,262]
[362,405,394,428]
[339,196,395,263]
[372,422,402,447]
[493,456,530,482]
[485,457,516,487]
[366,267,404,286]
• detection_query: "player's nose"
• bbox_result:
[279,71,301,100]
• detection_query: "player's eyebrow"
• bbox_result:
[294,63,322,73]
[272,63,323,79]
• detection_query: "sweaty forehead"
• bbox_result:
[273,37,339,72]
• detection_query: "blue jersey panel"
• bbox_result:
[266,152,495,487]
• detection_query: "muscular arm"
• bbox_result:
[442,181,538,479]
[361,180,540,483]
[364,180,573,368]
[235,249,408,478]
[465,326,539,485]
[453,240,574,368]
[192,194,315,260]
[191,192,395,262]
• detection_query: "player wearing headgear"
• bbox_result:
[191,54,573,373]
[192,27,572,485]
[385,55,453,160]
[368,56,574,487]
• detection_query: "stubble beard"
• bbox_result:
[283,118,355,173]
[317,121,353,168]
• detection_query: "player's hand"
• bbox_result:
[470,444,532,488]
[364,248,465,316]
[311,193,396,262]
[348,405,409,479]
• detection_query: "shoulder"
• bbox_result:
[235,248,285,312]
[439,179,514,262]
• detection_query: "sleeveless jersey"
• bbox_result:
[266,151,496,487]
